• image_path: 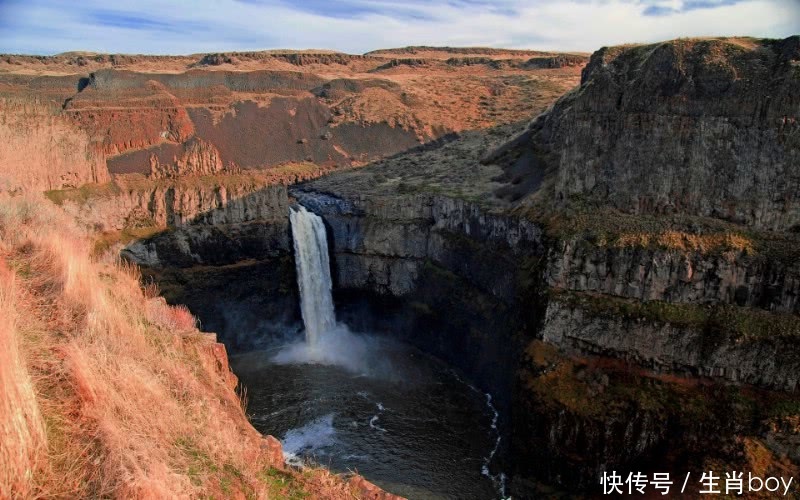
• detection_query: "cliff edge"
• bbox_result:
[488,36,800,231]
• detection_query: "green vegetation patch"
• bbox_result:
[524,339,800,431]
[174,436,254,496]
[258,467,309,500]
[527,205,800,266]
[92,225,167,257]
[523,341,711,420]
[45,182,121,206]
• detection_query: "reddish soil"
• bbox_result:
[0,47,586,185]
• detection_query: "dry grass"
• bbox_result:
[613,230,755,254]
[534,206,800,264]
[0,260,46,498]
[0,194,367,499]
[614,231,754,254]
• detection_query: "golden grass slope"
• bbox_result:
[0,195,369,499]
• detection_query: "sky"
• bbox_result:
[0,0,797,55]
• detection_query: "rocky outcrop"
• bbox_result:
[294,187,800,393]
[0,99,108,192]
[292,189,544,411]
[490,36,800,231]
[109,182,298,352]
[547,238,800,313]
[65,77,196,157]
[295,191,542,296]
[512,339,800,495]
[148,137,238,179]
[61,181,288,232]
[523,54,587,68]
[288,182,799,494]
[541,299,800,390]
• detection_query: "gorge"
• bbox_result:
[1,34,799,499]
[233,204,507,498]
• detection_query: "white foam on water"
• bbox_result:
[449,369,508,499]
[281,413,336,466]
[368,401,388,432]
[271,323,376,374]
[369,415,387,432]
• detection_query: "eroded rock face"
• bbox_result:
[148,137,239,179]
[292,189,545,412]
[288,184,799,494]
[0,99,108,192]
[540,300,800,390]
[493,37,800,231]
[0,48,585,189]
[295,190,543,296]
[63,182,288,233]
[547,239,800,314]
[117,183,298,352]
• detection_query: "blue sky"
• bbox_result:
[0,0,797,55]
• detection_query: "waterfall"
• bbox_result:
[275,204,372,373]
[289,205,336,347]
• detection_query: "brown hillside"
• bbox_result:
[0,47,586,192]
[0,194,393,499]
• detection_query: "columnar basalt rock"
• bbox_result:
[148,138,239,179]
[540,299,800,390]
[546,239,800,314]
[294,190,543,297]
[0,99,108,192]
[60,182,288,232]
[489,36,800,231]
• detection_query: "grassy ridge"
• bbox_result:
[0,195,366,499]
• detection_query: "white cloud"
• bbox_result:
[0,0,797,55]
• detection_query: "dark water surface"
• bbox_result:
[231,338,501,499]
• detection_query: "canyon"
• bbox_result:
[2,36,799,498]
[0,46,584,193]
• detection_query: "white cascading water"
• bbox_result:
[274,204,373,372]
[289,205,336,347]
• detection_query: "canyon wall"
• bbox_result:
[490,36,800,231]
[111,181,298,352]
[287,185,800,494]
[0,99,108,192]
[294,190,544,407]
[290,37,800,491]
[60,179,289,233]
[547,237,800,313]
